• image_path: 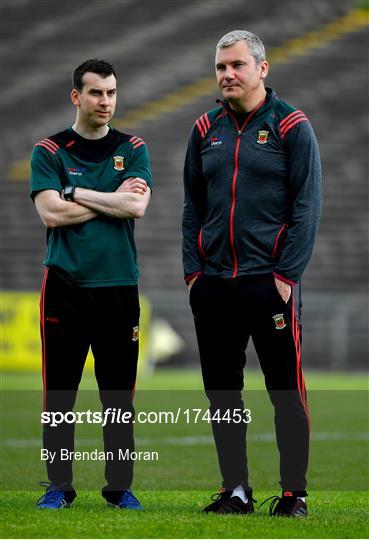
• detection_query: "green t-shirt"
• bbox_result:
[30,127,152,287]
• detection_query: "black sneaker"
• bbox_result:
[260,491,307,517]
[216,494,255,514]
[203,490,232,512]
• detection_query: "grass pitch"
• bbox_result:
[1,369,368,538]
[2,490,368,539]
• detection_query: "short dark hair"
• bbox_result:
[72,59,117,92]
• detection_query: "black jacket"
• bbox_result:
[182,88,322,285]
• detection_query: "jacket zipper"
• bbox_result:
[230,138,241,277]
[220,99,266,278]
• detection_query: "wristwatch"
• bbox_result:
[62,185,76,202]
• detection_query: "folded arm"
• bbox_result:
[34,190,98,228]
[73,177,151,219]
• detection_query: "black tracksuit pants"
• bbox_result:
[189,273,309,494]
[40,268,140,504]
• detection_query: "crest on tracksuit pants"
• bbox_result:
[132,326,139,341]
[272,313,286,330]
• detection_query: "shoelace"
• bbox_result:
[258,495,296,516]
[36,481,66,506]
[211,491,257,504]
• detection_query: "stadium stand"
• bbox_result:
[1,0,367,368]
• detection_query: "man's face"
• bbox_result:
[71,72,117,128]
[215,40,268,107]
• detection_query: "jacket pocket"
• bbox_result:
[197,228,207,259]
[272,223,288,258]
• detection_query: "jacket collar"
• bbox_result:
[216,87,276,115]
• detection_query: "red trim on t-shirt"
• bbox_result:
[34,141,57,155]
[43,138,59,151]
[133,141,145,150]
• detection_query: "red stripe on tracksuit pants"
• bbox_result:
[40,267,49,412]
[189,273,309,493]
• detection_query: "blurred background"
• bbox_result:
[1,0,368,373]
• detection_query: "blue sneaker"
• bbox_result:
[109,489,142,510]
[36,482,70,509]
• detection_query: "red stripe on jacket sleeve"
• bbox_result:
[281,117,308,139]
[279,110,303,128]
[200,114,211,136]
[198,115,207,132]
[195,119,205,138]
[204,113,210,129]
[195,113,212,139]
[280,112,306,133]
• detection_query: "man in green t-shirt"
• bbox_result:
[31,59,152,510]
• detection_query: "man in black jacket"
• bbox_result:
[182,30,322,517]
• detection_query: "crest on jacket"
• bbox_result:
[113,156,125,170]
[256,130,269,144]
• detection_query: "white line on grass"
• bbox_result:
[2,432,368,447]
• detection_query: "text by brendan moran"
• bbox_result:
[41,448,159,463]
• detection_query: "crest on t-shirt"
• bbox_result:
[113,156,125,170]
